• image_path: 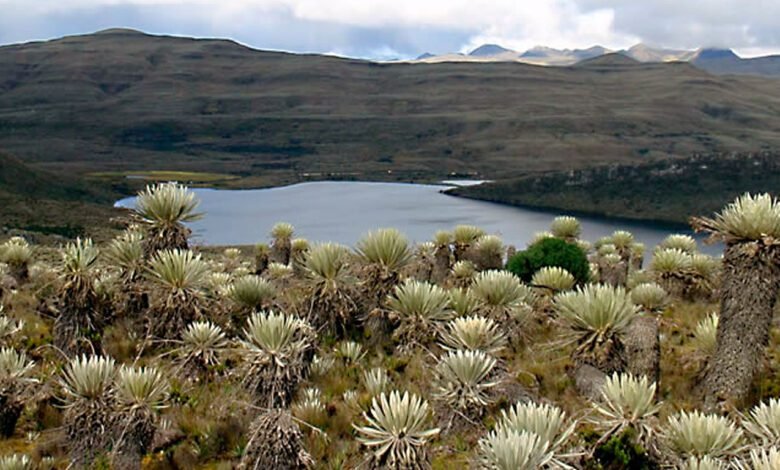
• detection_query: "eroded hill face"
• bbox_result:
[2,30,780,183]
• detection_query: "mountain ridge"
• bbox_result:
[3,29,780,232]
[7,29,779,77]
[412,42,780,77]
[3,29,780,175]
[469,44,512,56]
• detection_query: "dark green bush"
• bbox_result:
[506,237,589,283]
[589,430,657,470]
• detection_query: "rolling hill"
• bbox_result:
[448,152,780,225]
[2,29,780,182]
[0,150,102,201]
[3,29,780,233]
[0,150,116,237]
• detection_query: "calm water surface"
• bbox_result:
[116,181,719,254]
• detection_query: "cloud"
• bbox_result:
[461,3,638,52]
[581,0,780,54]
[1,0,780,58]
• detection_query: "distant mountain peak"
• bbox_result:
[521,45,609,58]
[582,45,609,53]
[94,28,145,36]
[469,44,513,57]
[694,48,740,61]
[629,43,652,51]
[416,52,434,60]
[576,53,640,67]
[520,46,561,58]
[623,43,696,63]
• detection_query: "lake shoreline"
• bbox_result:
[441,187,696,232]
[115,180,720,254]
[113,174,697,231]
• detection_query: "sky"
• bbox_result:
[1,0,780,60]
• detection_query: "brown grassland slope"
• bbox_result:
[449,151,780,225]
[0,150,118,239]
[2,29,780,183]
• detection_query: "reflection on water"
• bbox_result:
[115,181,720,254]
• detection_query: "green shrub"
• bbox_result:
[507,238,589,284]
[590,429,656,470]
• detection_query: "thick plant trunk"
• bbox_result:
[570,334,625,399]
[270,240,291,265]
[9,263,28,284]
[0,396,22,437]
[53,289,104,357]
[658,275,686,299]
[66,400,113,467]
[240,409,312,469]
[478,252,503,271]
[255,251,269,275]
[701,242,780,411]
[454,243,475,263]
[623,315,660,384]
[292,259,307,278]
[573,337,626,377]
[0,274,17,300]
[142,225,190,257]
[570,363,607,401]
[431,245,451,285]
[600,261,627,287]
[410,252,433,282]
[148,291,203,340]
[112,413,156,470]
[631,254,644,271]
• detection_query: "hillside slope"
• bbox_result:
[0,150,117,237]
[2,29,780,186]
[0,150,103,201]
[448,152,780,224]
[691,48,780,77]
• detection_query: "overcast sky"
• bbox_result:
[1,0,780,59]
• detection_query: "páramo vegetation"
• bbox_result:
[1,183,780,469]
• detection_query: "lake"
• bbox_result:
[115,181,720,254]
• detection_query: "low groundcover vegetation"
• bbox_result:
[1,184,780,469]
